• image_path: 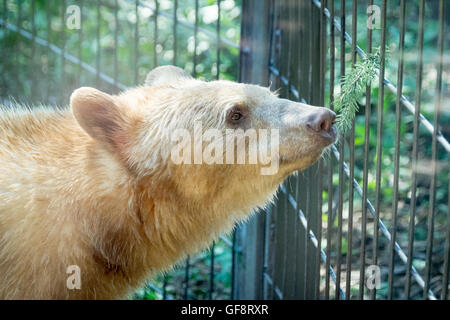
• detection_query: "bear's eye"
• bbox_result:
[231,111,243,121]
[227,105,247,125]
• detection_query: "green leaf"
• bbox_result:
[335,47,384,133]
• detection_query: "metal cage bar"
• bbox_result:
[406,0,425,299]
[344,0,356,300]
[324,0,334,300]
[372,0,387,300]
[388,0,405,300]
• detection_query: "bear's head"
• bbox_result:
[70,66,336,220]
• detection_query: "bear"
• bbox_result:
[0,65,336,299]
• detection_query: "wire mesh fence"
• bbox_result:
[239,0,449,300]
[0,0,449,300]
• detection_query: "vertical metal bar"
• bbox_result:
[425,0,444,300]
[1,0,5,31]
[231,229,237,299]
[359,0,373,300]
[345,0,357,300]
[173,0,177,66]
[444,169,450,300]
[209,242,215,300]
[1,0,7,98]
[209,0,221,300]
[325,0,334,301]
[60,0,66,104]
[45,0,50,102]
[293,174,300,297]
[291,7,301,294]
[305,0,314,299]
[388,0,405,300]
[16,0,22,98]
[134,0,139,85]
[1,0,5,29]
[18,0,22,29]
[307,0,313,103]
[153,0,158,68]
[261,203,269,299]
[290,0,300,299]
[263,205,270,299]
[304,171,311,298]
[406,0,424,300]
[315,0,327,300]
[335,0,345,300]
[184,257,190,299]
[315,165,323,299]
[267,204,277,299]
[326,163,334,299]
[297,1,312,292]
[31,0,36,99]
[285,0,294,102]
[77,0,83,88]
[280,1,292,298]
[372,0,387,301]
[268,1,280,299]
[306,0,322,299]
[281,179,289,298]
[96,0,101,87]
[299,0,314,299]
[162,275,168,300]
[264,1,277,299]
[216,0,221,80]
[17,0,22,77]
[114,0,118,89]
[193,0,198,78]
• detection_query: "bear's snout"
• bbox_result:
[305,108,337,143]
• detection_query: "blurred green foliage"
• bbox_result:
[0,0,241,103]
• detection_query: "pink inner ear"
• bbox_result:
[71,87,127,151]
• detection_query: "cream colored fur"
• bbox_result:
[0,66,333,299]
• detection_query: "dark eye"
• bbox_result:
[227,105,247,125]
[231,111,243,122]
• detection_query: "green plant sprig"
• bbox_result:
[335,47,383,133]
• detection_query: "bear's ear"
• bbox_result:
[71,87,128,151]
[145,65,193,87]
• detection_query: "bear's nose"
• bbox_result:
[306,109,336,132]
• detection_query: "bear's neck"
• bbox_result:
[128,168,284,275]
[80,150,284,297]
[130,175,241,273]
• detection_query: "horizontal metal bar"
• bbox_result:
[269,64,300,99]
[125,0,239,50]
[311,0,450,153]
[146,281,174,300]
[280,184,346,299]
[263,271,283,299]
[219,234,233,248]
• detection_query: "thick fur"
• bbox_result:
[0,66,334,299]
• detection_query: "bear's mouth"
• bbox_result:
[307,124,337,146]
